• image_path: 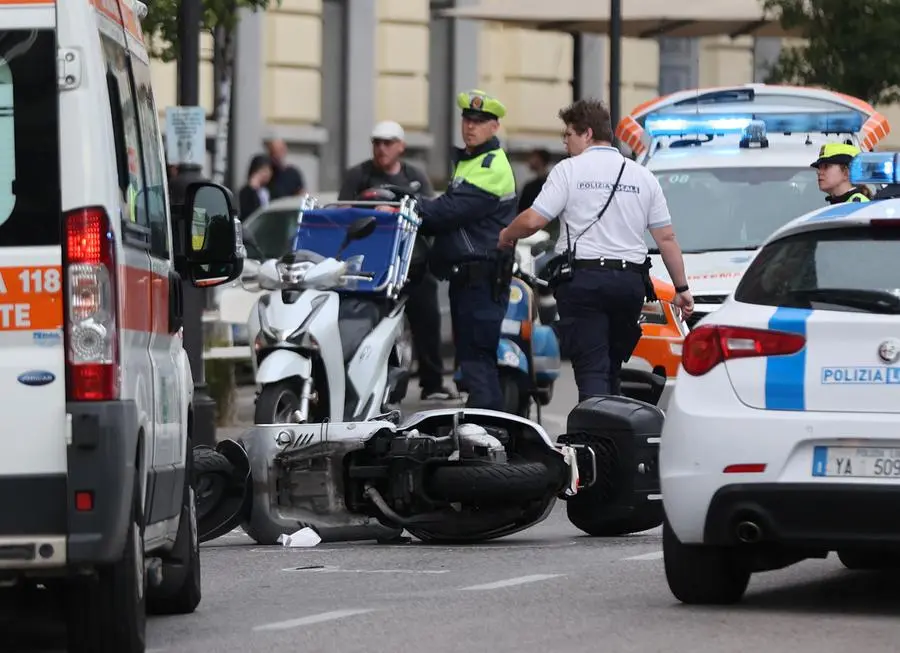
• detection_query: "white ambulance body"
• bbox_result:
[0,1,243,651]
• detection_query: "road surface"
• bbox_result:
[7,368,900,652]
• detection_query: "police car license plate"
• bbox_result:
[812,446,900,478]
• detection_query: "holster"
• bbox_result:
[492,250,514,302]
[639,256,657,302]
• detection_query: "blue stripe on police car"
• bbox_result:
[764,306,812,411]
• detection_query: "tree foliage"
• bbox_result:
[141,0,281,62]
[762,0,900,105]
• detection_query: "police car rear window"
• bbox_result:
[734,226,900,315]
[647,167,822,252]
[0,30,60,248]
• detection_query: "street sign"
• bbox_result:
[165,106,206,166]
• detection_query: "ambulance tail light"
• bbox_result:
[640,300,668,325]
[63,207,120,402]
[682,324,805,376]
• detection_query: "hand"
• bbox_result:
[673,290,694,320]
[497,228,516,249]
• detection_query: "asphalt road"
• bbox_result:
[9,369,900,652]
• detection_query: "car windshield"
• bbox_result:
[735,226,900,314]
[242,209,299,260]
[646,166,824,253]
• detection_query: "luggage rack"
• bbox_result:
[291,194,423,300]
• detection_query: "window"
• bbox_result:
[101,34,149,232]
[130,56,170,259]
[734,226,900,314]
[242,209,300,260]
[0,30,61,247]
[648,167,824,252]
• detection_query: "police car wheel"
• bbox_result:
[663,519,749,605]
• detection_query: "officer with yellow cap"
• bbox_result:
[811,142,873,203]
[416,88,517,411]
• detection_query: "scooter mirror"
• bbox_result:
[336,216,378,259]
[347,215,377,241]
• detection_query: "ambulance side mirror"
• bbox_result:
[176,181,245,288]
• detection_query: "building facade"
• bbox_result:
[148,0,900,194]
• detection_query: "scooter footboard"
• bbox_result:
[242,422,395,533]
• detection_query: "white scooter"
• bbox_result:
[241,192,423,425]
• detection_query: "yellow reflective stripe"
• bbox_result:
[453,148,515,197]
[847,192,870,203]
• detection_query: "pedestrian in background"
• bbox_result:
[238,154,273,221]
[499,98,693,401]
[265,138,305,199]
[339,121,456,401]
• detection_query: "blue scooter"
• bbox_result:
[453,262,562,423]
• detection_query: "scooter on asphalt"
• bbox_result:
[241,190,423,426]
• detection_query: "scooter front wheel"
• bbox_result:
[255,381,304,424]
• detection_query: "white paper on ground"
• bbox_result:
[278,527,322,547]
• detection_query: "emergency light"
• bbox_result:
[849,152,899,185]
[643,111,864,138]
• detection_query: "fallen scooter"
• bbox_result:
[194,394,665,546]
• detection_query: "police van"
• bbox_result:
[615,84,892,329]
[0,0,243,651]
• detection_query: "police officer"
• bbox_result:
[811,143,873,203]
[417,89,517,411]
[498,98,693,401]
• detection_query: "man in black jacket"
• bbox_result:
[339,121,455,401]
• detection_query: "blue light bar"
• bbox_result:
[644,111,864,137]
[849,152,900,185]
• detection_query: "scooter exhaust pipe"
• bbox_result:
[735,520,762,544]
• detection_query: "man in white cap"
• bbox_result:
[338,121,455,401]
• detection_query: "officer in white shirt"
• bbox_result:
[499,98,693,401]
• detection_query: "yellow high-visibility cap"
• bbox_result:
[811,142,861,168]
[456,89,506,121]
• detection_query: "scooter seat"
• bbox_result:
[338,296,388,363]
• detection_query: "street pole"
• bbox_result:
[171,0,218,449]
[609,0,622,134]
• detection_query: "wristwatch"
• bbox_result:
[675,284,689,293]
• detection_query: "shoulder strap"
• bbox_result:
[565,157,627,256]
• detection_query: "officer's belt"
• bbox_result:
[573,258,648,273]
[450,259,497,282]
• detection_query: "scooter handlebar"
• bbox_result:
[514,268,548,288]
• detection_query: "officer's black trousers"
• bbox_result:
[449,277,510,411]
[404,270,444,392]
[553,268,645,401]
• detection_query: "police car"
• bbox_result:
[615,84,892,329]
[659,151,900,605]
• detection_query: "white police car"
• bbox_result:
[659,151,900,605]
[615,84,893,329]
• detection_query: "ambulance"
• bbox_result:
[0,1,243,651]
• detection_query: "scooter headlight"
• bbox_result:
[277,260,315,286]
